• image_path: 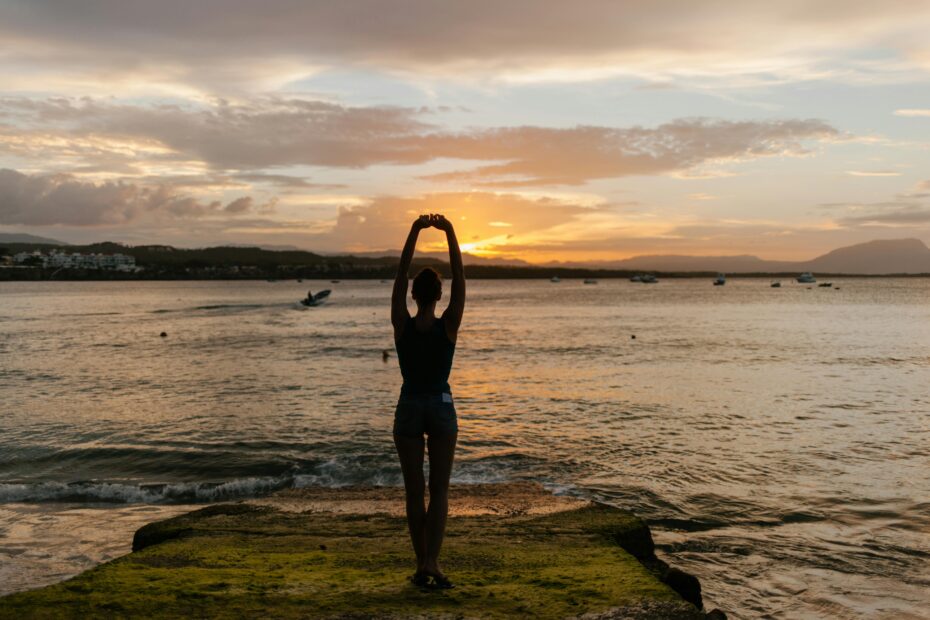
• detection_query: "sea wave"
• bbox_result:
[0,478,295,504]
[0,455,547,504]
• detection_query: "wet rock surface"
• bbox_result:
[2,483,715,619]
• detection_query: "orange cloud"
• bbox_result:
[322,192,595,253]
[421,120,838,186]
[0,98,838,187]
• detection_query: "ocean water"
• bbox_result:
[1,278,928,618]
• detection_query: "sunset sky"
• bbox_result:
[1,1,929,262]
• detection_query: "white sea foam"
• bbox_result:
[0,477,293,504]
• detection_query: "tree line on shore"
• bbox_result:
[1,241,916,280]
[0,241,669,280]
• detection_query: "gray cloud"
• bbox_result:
[137,174,248,189]
[0,98,839,186]
[1,1,929,86]
[223,196,253,214]
[0,168,141,226]
[0,168,263,226]
[0,97,433,170]
[235,173,345,190]
[837,203,930,226]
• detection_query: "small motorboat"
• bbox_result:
[550,276,561,283]
[640,274,658,284]
[583,278,598,284]
[771,281,781,288]
[713,273,726,286]
[298,289,331,307]
[629,275,642,282]
[818,282,833,288]
[797,272,816,283]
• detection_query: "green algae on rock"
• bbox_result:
[0,483,707,619]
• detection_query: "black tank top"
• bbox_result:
[395,316,456,396]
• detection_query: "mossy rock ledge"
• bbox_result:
[0,482,724,619]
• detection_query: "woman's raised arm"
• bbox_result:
[434,215,465,338]
[392,215,430,338]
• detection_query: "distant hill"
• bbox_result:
[803,238,930,274]
[0,232,67,245]
[547,238,930,274]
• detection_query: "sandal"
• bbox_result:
[410,571,430,588]
[428,574,455,590]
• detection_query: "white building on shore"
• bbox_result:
[12,250,139,271]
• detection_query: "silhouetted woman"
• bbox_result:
[391,213,465,589]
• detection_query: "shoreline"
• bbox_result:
[4,269,930,281]
[1,482,726,619]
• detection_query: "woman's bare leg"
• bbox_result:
[393,433,427,571]
[423,431,457,577]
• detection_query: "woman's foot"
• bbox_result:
[427,573,454,589]
[409,570,429,587]
[421,563,454,589]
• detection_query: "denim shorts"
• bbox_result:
[393,392,458,438]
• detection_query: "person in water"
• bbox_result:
[391,213,465,589]
[305,290,313,303]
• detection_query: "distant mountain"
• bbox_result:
[0,232,67,245]
[803,238,930,274]
[545,238,930,274]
